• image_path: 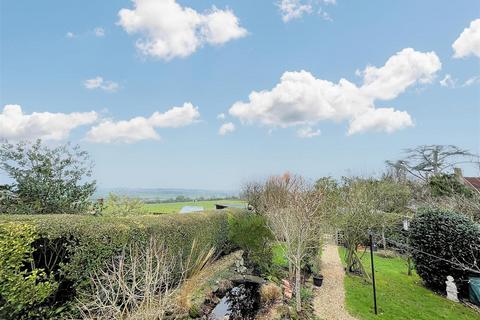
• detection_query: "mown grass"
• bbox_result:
[338,247,479,320]
[144,199,246,214]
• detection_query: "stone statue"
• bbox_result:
[446,275,459,302]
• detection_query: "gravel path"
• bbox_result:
[313,244,357,320]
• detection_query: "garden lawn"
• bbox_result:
[339,247,479,320]
[144,200,245,214]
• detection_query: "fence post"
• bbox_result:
[370,233,378,315]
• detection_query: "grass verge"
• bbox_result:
[338,247,479,320]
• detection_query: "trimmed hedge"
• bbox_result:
[0,210,245,319]
[410,208,480,296]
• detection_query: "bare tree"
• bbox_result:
[337,179,376,276]
[241,181,265,213]
[333,178,397,278]
[386,145,478,181]
[411,172,480,223]
[260,173,324,312]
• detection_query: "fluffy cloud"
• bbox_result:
[297,126,320,138]
[277,0,312,22]
[347,108,413,135]
[217,113,226,120]
[86,117,160,144]
[218,122,235,135]
[117,0,247,60]
[84,76,119,92]
[229,48,440,136]
[149,103,200,128]
[359,48,440,100]
[0,104,97,141]
[66,32,75,38]
[452,19,480,58]
[86,103,200,143]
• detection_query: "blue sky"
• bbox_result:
[1,0,479,190]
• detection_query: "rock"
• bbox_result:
[230,274,266,285]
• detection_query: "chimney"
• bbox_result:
[454,168,463,183]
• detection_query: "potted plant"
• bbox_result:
[313,274,323,287]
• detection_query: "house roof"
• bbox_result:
[464,177,480,191]
[215,203,246,210]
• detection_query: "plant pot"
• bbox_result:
[313,274,323,287]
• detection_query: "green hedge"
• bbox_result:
[410,208,480,297]
[0,210,245,319]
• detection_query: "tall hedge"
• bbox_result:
[0,210,244,319]
[409,208,480,296]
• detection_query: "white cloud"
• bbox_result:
[438,74,479,88]
[149,102,200,128]
[94,27,105,37]
[463,75,480,87]
[228,48,440,136]
[201,7,247,44]
[360,48,440,100]
[297,126,320,138]
[84,76,119,92]
[0,104,97,141]
[439,74,457,88]
[218,122,235,135]
[86,117,160,144]
[217,113,226,120]
[277,0,336,22]
[86,103,200,143]
[117,0,247,60]
[347,108,413,135]
[66,32,75,38]
[277,0,312,22]
[453,19,480,58]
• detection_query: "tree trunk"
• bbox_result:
[295,262,302,312]
[433,149,439,175]
[346,243,356,273]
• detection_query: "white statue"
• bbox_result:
[445,276,459,302]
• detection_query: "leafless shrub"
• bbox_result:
[78,238,177,320]
[260,173,325,312]
[420,193,480,223]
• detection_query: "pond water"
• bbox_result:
[208,282,260,320]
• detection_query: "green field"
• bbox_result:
[144,199,246,214]
[339,247,479,320]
